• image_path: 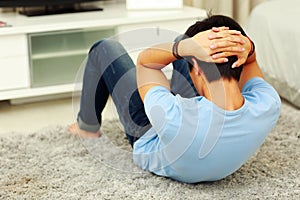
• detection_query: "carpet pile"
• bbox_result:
[0,102,299,199]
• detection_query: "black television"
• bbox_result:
[0,0,106,16]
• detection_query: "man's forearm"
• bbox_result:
[238,52,264,89]
[137,43,177,70]
[244,52,256,65]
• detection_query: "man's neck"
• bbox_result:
[203,78,244,111]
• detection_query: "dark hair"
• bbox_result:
[183,15,246,82]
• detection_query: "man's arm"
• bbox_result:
[136,43,174,102]
[136,29,247,101]
[238,52,264,90]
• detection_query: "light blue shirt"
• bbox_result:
[133,77,281,183]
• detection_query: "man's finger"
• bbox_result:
[208,30,241,40]
[212,57,229,63]
[212,26,229,32]
[232,57,247,68]
[211,46,245,55]
[210,40,240,49]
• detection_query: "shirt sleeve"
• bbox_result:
[144,86,181,141]
[242,77,281,122]
[242,77,280,97]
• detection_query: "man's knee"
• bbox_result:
[86,38,127,74]
[89,39,124,54]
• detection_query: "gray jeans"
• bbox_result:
[77,39,198,146]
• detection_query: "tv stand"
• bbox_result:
[0,2,205,102]
[19,4,103,17]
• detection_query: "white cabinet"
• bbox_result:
[0,34,30,91]
[28,28,115,87]
[0,2,205,101]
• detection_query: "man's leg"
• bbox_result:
[73,39,150,146]
[69,41,108,137]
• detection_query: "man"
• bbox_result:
[69,15,281,183]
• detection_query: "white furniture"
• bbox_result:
[126,0,183,10]
[0,1,206,102]
[247,0,300,108]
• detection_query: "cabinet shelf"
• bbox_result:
[29,28,115,88]
[31,49,88,60]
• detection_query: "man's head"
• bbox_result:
[183,15,246,82]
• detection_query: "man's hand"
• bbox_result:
[178,27,251,68]
[209,27,252,68]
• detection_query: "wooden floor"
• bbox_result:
[0,97,117,135]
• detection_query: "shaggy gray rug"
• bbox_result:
[0,101,299,200]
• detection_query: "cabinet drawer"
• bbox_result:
[0,56,30,91]
[0,34,28,57]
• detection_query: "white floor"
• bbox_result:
[0,97,118,135]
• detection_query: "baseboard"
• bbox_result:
[10,92,73,105]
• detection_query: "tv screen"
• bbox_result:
[0,0,105,16]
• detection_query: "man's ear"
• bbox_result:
[191,58,203,76]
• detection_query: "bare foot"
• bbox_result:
[68,123,101,138]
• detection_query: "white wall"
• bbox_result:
[184,0,268,26]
